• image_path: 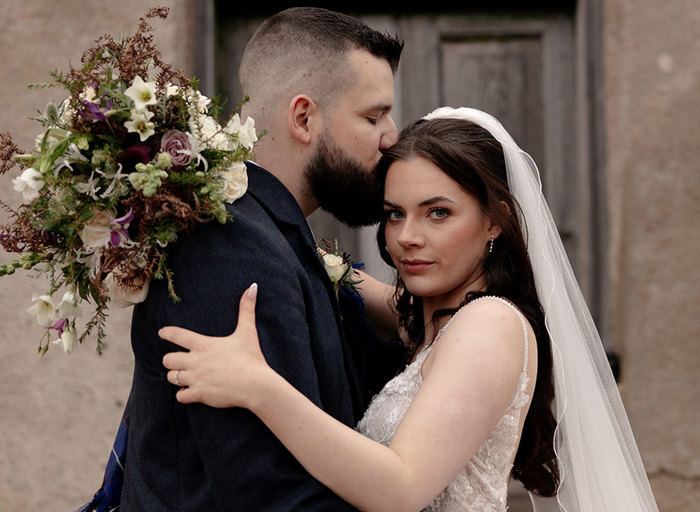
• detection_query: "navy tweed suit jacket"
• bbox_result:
[121,162,364,511]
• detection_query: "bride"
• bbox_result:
[161,107,659,512]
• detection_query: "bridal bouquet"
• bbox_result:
[0,7,258,355]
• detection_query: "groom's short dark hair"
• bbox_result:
[239,7,403,124]
[253,7,403,72]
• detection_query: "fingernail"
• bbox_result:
[248,282,258,299]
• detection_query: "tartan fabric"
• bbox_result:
[76,413,129,512]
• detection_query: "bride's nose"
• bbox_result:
[396,219,425,248]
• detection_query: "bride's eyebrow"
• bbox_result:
[383,199,402,209]
[384,196,456,208]
[419,196,456,207]
[384,196,457,209]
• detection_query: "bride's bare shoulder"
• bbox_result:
[449,296,527,334]
[432,296,533,366]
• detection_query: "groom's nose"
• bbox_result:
[380,115,399,150]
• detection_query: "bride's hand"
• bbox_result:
[160,283,270,409]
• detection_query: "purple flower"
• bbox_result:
[109,208,134,247]
[79,99,113,122]
[49,317,67,337]
[110,231,125,246]
[117,144,151,173]
[114,208,134,226]
[160,129,192,167]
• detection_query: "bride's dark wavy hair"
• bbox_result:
[375,118,559,496]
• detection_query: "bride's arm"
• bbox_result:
[353,267,399,338]
[162,286,528,512]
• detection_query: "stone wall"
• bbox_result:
[604,0,700,509]
[0,1,194,510]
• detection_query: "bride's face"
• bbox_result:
[383,156,500,309]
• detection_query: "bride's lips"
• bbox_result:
[401,259,434,273]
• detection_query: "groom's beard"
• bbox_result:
[304,131,384,228]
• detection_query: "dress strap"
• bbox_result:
[438,296,529,373]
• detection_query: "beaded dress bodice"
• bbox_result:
[356,297,531,512]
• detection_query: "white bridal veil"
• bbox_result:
[423,107,658,511]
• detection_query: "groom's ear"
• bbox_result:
[288,94,318,145]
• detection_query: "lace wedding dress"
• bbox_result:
[356,297,531,512]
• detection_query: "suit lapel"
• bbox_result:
[244,163,339,310]
[243,164,364,416]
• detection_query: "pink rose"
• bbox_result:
[160,130,192,167]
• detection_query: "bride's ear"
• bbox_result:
[487,223,503,240]
[486,201,510,239]
[500,200,512,216]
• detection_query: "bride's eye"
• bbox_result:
[384,209,403,222]
[429,207,449,220]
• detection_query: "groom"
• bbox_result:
[120,8,404,511]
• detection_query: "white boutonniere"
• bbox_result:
[317,239,363,294]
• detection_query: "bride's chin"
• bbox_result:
[400,279,438,299]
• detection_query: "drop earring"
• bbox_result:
[488,235,495,254]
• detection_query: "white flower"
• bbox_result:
[221,161,248,203]
[79,208,116,250]
[57,291,81,318]
[183,87,211,114]
[124,75,157,111]
[182,132,208,171]
[205,123,229,150]
[195,93,211,113]
[165,84,179,97]
[224,114,258,150]
[12,168,44,201]
[104,271,150,307]
[27,294,56,327]
[98,164,129,199]
[59,324,76,353]
[74,169,102,200]
[54,142,89,175]
[58,97,74,125]
[191,114,229,150]
[79,86,97,103]
[75,248,103,279]
[124,109,156,141]
[322,253,348,283]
